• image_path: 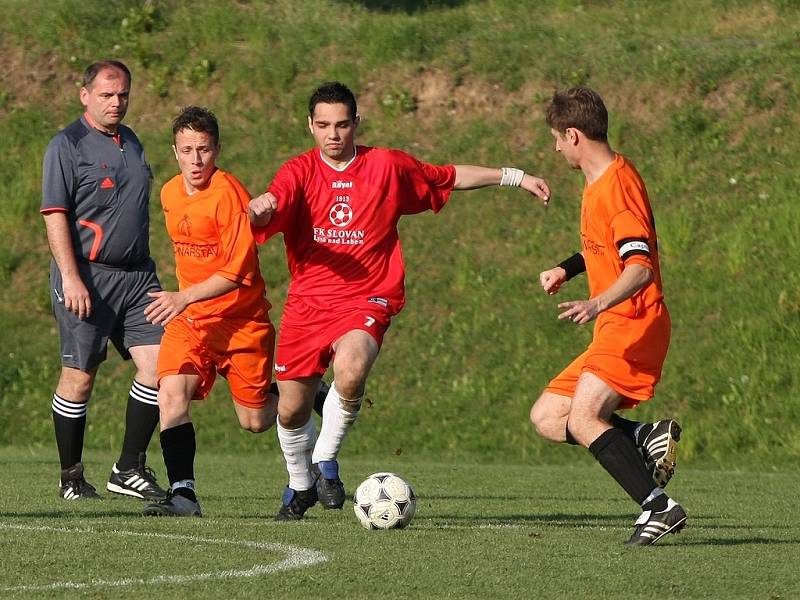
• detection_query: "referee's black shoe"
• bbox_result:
[626,498,687,546]
[107,453,167,501]
[59,463,101,500]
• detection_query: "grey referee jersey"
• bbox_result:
[41,116,153,267]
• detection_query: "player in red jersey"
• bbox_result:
[249,81,551,520]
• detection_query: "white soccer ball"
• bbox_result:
[353,472,417,530]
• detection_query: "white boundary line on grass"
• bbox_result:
[0,523,327,592]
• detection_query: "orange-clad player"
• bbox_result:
[530,87,686,546]
[141,106,277,517]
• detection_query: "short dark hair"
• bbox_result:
[83,60,131,88]
[172,106,220,147]
[308,81,358,121]
[545,87,608,142]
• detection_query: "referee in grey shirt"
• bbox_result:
[41,60,166,501]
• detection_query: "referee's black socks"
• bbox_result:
[52,393,88,470]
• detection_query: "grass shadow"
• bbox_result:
[340,0,467,13]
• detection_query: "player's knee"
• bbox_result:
[242,419,272,433]
[277,406,310,430]
[58,369,95,401]
[240,408,276,433]
[157,389,189,423]
[530,400,561,441]
[331,373,365,402]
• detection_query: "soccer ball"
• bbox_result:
[353,472,417,530]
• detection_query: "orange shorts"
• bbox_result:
[274,295,392,380]
[545,302,671,409]
[157,314,276,409]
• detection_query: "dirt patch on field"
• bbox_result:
[0,46,80,110]
[362,69,549,121]
[712,3,780,35]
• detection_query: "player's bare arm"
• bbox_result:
[557,263,653,325]
[453,165,550,204]
[248,191,278,226]
[42,211,92,319]
[144,274,239,326]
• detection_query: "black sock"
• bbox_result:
[160,422,196,485]
[313,386,326,418]
[118,381,160,470]
[609,413,645,442]
[643,493,669,512]
[172,486,198,503]
[52,394,88,470]
[589,428,657,505]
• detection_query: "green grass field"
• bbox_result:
[0,447,796,600]
[1,1,799,597]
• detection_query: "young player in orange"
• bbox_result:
[142,106,276,517]
[530,87,686,546]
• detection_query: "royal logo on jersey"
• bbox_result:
[329,202,353,227]
[178,214,192,237]
[332,180,353,189]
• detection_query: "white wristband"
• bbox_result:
[500,167,525,187]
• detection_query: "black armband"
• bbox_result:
[557,252,586,281]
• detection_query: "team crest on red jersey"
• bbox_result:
[329,202,353,227]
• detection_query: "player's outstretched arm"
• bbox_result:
[453,165,550,205]
[556,263,653,325]
[144,274,239,326]
[248,191,278,226]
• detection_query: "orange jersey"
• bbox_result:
[160,168,270,320]
[581,154,663,318]
[548,154,669,405]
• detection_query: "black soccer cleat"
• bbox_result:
[142,489,202,517]
[312,461,346,509]
[626,498,687,546]
[107,453,167,501]
[640,420,681,487]
[59,462,101,500]
[275,486,318,521]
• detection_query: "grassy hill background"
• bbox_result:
[1,0,798,469]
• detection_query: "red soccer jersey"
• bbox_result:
[253,146,456,314]
[161,168,270,320]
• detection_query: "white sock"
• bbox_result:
[312,382,361,464]
[277,417,317,491]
